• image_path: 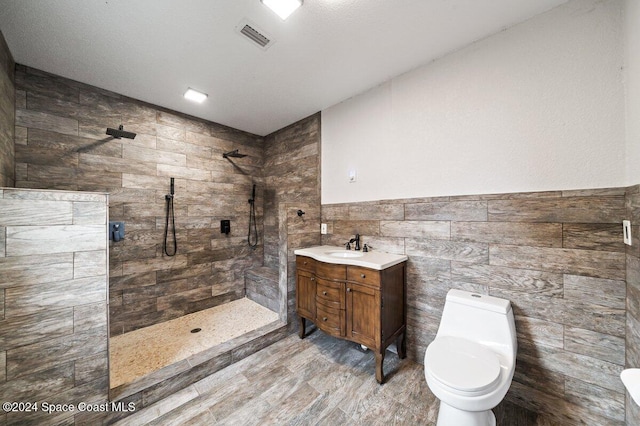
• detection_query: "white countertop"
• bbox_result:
[294,245,407,270]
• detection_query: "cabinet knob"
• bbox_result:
[323,317,328,321]
[304,261,308,265]
[322,291,327,296]
[347,288,351,292]
[361,274,366,278]
[310,277,315,281]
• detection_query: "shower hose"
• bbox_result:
[163,178,177,256]
[248,184,258,248]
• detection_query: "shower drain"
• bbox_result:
[190,328,202,333]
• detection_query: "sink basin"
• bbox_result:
[326,250,364,258]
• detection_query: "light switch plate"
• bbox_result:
[349,170,357,183]
[623,220,632,245]
[321,223,327,234]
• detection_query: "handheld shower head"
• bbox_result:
[106,125,137,139]
[223,149,247,159]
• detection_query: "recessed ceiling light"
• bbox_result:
[261,0,302,20]
[184,88,208,103]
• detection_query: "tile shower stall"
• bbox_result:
[0,62,321,424]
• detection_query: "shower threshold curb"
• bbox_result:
[108,319,289,405]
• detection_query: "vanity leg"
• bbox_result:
[396,331,407,359]
[375,351,385,384]
[298,317,306,339]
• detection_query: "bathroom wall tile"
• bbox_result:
[564,326,625,365]
[322,205,350,221]
[507,381,624,426]
[0,362,75,403]
[563,223,624,252]
[4,276,106,316]
[7,377,108,426]
[0,226,4,258]
[123,144,187,167]
[79,152,156,176]
[628,254,640,316]
[488,196,626,224]
[0,253,74,288]
[519,339,624,393]
[0,307,74,351]
[122,172,174,190]
[348,204,404,221]
[452,221,562,247]
[489,245,625,280]
[156,163,211,181]
[564,300,625,338]
[628,186,640,222]
[5,224,105,256]
[73,201,106,225]
[74,250,107,279]
[627,315,640,377]
[75,351,109,386]
[0,198,72,225]
[405,200,487,221]
[381,220,450,239]
[564,274,626,309]
[73,301,108,332]
[6,326,107,380]
[15,142,80,168]
[122,255,188,275]
[514,315,563,348]
[564,377,625,421]
[16,66,80,102]
[16,108,78,136]
[451,262,563,296]
[0,350,5,382]
[121,279,183,305]
[512,358,565,397]
[1,187,103,202]
[406,238,488,263]
[330,220,380,238]
[156,123,186,141]
[14,125,26,146]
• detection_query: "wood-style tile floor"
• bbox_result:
[114,329,439,425]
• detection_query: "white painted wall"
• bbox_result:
[625,0,640,185]
[321,0,625,204]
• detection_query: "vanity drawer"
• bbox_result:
[316,304,345,337]
[316,279,345,309]
[347,266,381,287]
[296,256,316,273]
[316,262,346,280]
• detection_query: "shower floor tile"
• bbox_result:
[109,298,279,388]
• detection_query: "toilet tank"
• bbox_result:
[436,289,516,361]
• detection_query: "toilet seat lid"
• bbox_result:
[426,336,501,393]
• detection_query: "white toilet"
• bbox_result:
[424,289,517,426]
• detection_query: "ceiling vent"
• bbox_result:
[236,19,274,50]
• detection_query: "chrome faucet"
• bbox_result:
[349,234,361,251]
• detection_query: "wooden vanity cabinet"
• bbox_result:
[296,255,406,384]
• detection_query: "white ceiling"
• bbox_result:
[0,0,569,136]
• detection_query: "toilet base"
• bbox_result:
[436,401,496,426]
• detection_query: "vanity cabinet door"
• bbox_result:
[296,269,316,320]
[346,283,380,349]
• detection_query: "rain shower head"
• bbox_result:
[106,125,137,140]
[223,149,247,159]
